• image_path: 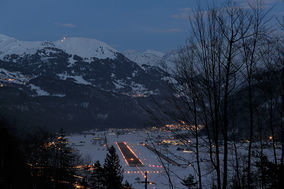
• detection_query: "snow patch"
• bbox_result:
[68,56,77,67]
[57,73,92,85]
[52,93,66,97]
[130,82,147,92]
[29,84,50,96]
[113,79,126,89]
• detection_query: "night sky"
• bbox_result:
[0,0,283,52]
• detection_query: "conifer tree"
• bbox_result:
[52,128,77,189]
[123,180,133,189]
[181,174,197,189]
[103,145,123,189]
[90,161,105,189]
[0,121,33,189]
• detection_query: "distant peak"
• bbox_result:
[124,49,165,57]
[0,34,16,41]
[0,34,118,59]
[54,36,118,59]
[144,50,165,57]
[123,49,165,68]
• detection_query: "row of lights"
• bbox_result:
[148,164,163,168]
[124,170,161,174]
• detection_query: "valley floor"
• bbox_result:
[68,129,281,189]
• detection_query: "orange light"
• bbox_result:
[73,184,84,189]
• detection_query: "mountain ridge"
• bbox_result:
[0,34,118,60]
[0,34,173,131]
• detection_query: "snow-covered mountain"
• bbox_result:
[0,34,118,60]
[0,34,172,95]
[0,34,279,134]
[123,49,177,73]
[0,34,172,131]
[123,50,164,67]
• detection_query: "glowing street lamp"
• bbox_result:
[137,172,156,189]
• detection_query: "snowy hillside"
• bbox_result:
[54,37,118,59]
[123,49,165,67]
[0,34,173,130]
[123,49,177,73]
[0,34,118,60]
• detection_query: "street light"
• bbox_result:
[136,172,156,189]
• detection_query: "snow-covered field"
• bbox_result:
[68,129,280,189]
[68,130,195,189]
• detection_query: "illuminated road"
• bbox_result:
[116,142,144,167]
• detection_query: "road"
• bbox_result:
[116,142,144,167]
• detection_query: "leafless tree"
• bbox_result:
[238,1,270,187]
[278,15,284,169]
[175,1,270,188]
[145,1,283,188]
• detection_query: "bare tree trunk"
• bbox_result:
[269,98,278,164]
[222,37,234,189]
[175,2,267,188]
[278,15,284,168]
[281,67,284,166]
[247,79,254,188]
[259,120,265,189]
[193,99,203,189]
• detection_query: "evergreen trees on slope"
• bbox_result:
[90,145,133,189]
[103,145,124,189]
[90,161,105,189]
[0,121,33,189]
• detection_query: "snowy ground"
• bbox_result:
[68,129,280,189]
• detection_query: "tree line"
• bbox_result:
[0,120,132,189]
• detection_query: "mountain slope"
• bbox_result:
[0,34,118,60]
[0,34,172,131]
[123,49,177,73]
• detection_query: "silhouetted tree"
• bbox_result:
[0,120,33,189]
[51,129,77,189]
[181,174,197,189]
[103,145,123,189]
[255,155,284,189]
[90,161,105,189]
[26,128,79,189]
[123,180,133,189]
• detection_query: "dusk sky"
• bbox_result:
[0,0,284,52]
